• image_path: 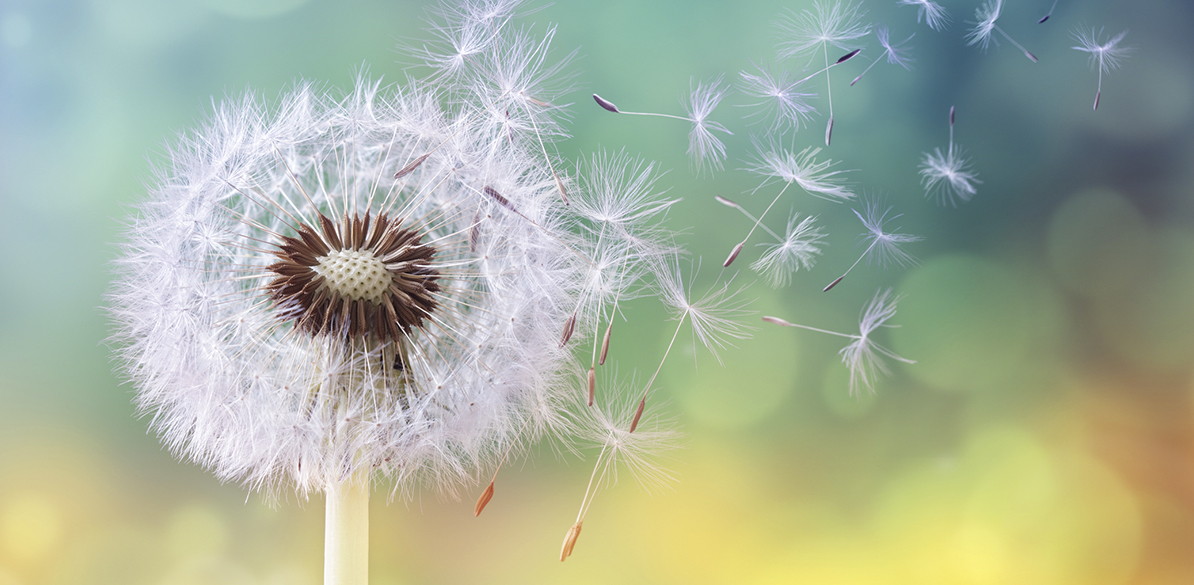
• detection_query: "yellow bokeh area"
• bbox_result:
[4,0,1194,583]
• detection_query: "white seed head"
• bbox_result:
[108,72,672,496]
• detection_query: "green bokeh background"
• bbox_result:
[4,0,1194,583]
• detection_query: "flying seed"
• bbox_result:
[587,367,596,406]
[823,275,845,292]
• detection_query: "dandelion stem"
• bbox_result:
[324,476,369,585]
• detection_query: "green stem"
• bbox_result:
[325,476,370,585]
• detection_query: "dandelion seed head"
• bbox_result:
[109,73,667,497]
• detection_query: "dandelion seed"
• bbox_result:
[779,0,871,145]
[898,0,948,31]
[1039,0,1060,24]
[764,288,914,395]
[561,390,679,561]
[738,49,860,132]
[1072,27,1130,111]
[967,0,1039,62]
[591,78,732,172]
[850,27,914,87]
[919,106,979,205]
[823,201,922,291]
[723,146,852,268]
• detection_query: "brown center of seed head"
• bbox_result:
[265,211,441,341]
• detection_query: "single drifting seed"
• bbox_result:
[919,105,979,205]
[1072,28,1130,112]
[474,480,496,517]
[968,0,1039,63]
[587,367,596,406]
[822,204,921,292]
[560,522,583,561]
[850,29,913,87]
[594,81,732,171]
[1039,0,1059,24]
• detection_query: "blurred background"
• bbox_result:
[3,0,1194,583]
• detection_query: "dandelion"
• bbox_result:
[898,0,948,31]
[110,8,685,576]
[779,0,872,145]
[919,106,979,205]
[1072,27,1130,111]
[966,0,1039,63]
[721,145,853,269]
[850,27,914,87]
[764,288,915,395]
[592,77,732,172]
[823,201,922,291]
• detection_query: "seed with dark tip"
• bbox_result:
[592,94,620,113]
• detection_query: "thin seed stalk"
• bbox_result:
[325,476,370,585]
